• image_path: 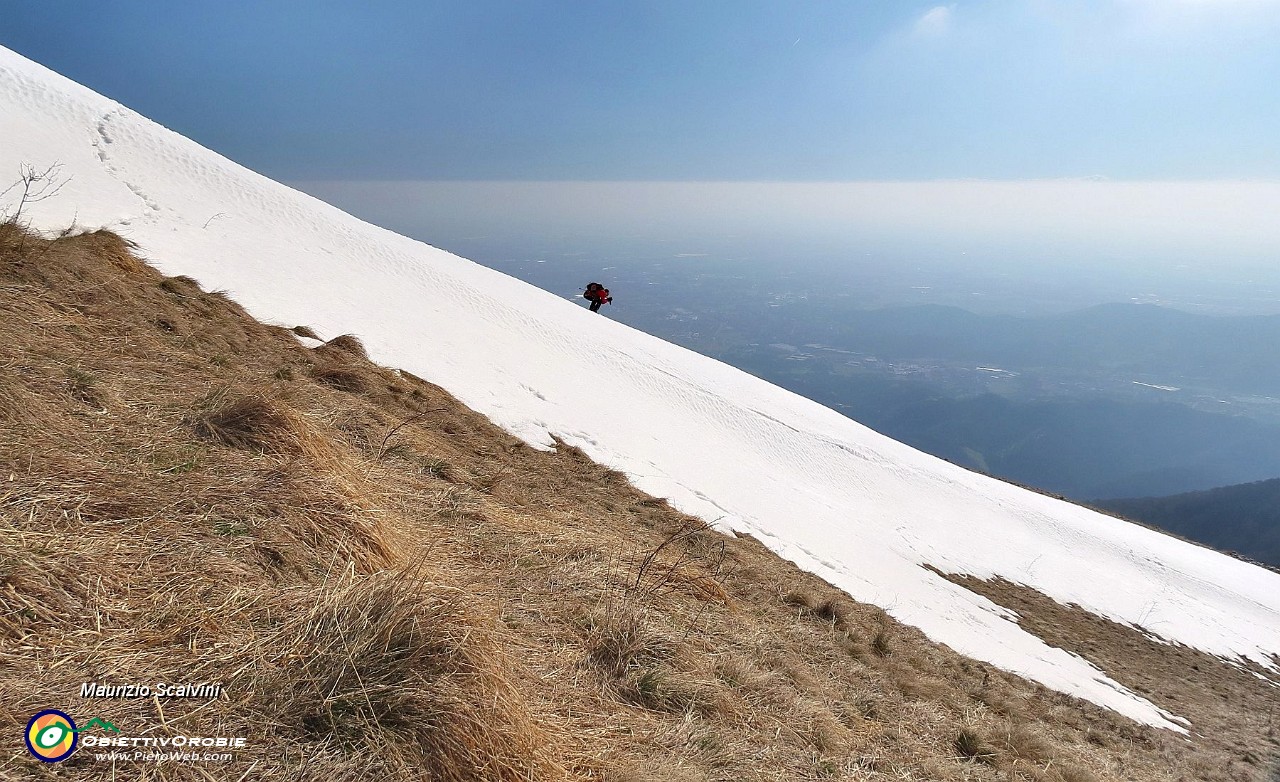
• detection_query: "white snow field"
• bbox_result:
[3,45,1278,731]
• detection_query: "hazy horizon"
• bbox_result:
[295,179,1280,317]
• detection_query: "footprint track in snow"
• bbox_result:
[92,109,162,218]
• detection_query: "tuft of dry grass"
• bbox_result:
[186,386,301,453]
[63,364,103,406]
[260,572,563,781]
[0,217,23,252]
[954,726,994,763]
[583,602,679,680]
[871,628,893,657]
[313,363,370,393]
[784,589,854,627]
[318,333,368,360]
[998,723,1055,764]
[1056,765,1101,782]
[160,273,203,297]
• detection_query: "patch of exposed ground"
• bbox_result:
[1,221,1277,781]
[940,571,1280,782]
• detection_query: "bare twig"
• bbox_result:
[633,519,716,593]
[2,162,70,224]
[371,409,444,462]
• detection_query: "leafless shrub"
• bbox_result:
[631,520,728,603]
[0,162,69,225]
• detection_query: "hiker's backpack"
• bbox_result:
[583,282,602,300]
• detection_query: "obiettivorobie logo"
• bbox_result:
[25,710,120,763]
[26,710,249,764]
[26,710,76,763]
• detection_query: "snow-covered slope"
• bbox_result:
[3,46,1278,731]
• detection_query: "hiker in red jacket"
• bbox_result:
[584,282,612,313]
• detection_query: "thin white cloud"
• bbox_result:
[1119,0,1280,20]
[1114,0,1280,45]
[1130,0,1280,6]
[913,5,955,37]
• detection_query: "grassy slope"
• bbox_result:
[1,224,1277,781]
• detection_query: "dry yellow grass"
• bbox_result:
[1,222,1277,780]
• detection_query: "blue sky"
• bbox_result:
[7,0,1280,314]
[4,0,1280,181]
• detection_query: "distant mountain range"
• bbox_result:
[850,388,1280,500]
[1093,479,1280,569]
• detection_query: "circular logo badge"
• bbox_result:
[26,710,78,763]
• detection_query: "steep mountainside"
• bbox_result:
[3,225,1277,780]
